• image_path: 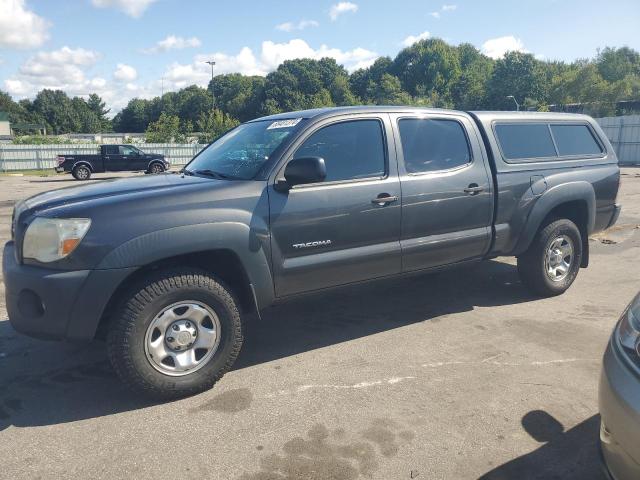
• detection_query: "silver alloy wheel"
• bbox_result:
[544,234,573,282]
[150,163,164,174]
[76,166,89,179]
[144,301,221,376]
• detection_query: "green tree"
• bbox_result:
[86,93,111,131]
[597,47,640,83]
[196,109,240,143]
[113,98,150,132]
[349,57,393,103]
[485,52,548,110]
[451,43,494,109]
[209,74,266,121]
[31,89,81,134]
[371,74,413,105]
[391,38,462,104]
[262,58,354,113]
[145,113,184,143]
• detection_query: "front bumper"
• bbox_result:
[599,340,640,480]
[3,241,135,341]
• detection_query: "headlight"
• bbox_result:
[22,218,91,263]
[617,292,640,353]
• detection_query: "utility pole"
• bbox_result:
[506,95,520,111]
[205,61,216,111]
[161,77,165,113]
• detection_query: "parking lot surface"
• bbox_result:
[0,169,639,479]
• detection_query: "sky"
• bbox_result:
[1,0,639,114]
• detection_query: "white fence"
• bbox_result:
[0,143,206,171]
[2,116,639,171]
[596,115,640,166]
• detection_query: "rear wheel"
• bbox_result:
[107,268,243,399]
[72,165,91,180]
[517,218,582,296]
[149,162,165,174]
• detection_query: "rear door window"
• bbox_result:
[550,124,603,156]
[104,145,118,155]
[293,119,386,182]
[495,123,557,160]
[398,118,471,173]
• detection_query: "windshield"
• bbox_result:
[185,119,303,179]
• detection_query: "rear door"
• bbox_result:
[102,145,123,171]
[269,114,402,297]
[391,113,494,272]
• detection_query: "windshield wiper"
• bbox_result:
[193,169,238,180]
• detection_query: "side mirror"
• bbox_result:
[282,156,326,189]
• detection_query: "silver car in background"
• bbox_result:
[600,291,640,479]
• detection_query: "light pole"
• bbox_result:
[506,95,520,111]
[205,60,216,111]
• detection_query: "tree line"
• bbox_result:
[2,39,639,142]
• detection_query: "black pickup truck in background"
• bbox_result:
[55,144,170,180]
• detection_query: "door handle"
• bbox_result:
[464,184,484,195]
[371,194,398,205]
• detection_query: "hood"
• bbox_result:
[20,173,212,214]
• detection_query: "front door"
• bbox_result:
[269,115,402,297]
[119,145,147,171]
[391,113,494,272]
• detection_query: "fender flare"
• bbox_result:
[147,159,165,171]
[72,161,94,172]
[96,222,275,309]
[513,181,596,256]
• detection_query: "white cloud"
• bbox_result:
[0,0,50,49]
[91,0,157,18]
[163,39,378,90]
[3,39,378,115]
[481,35,527,59]
[4,46,102,98]
[430,4,457,19]
[113,63,137,82]
[329,2,358,21]
[401,31,431,47]
[276,19,319,32]
[142,35,202,54]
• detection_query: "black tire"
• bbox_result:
[517,218,582,297]
[149,162,165,174]
[107,268,243,400]
[72,165,91,180]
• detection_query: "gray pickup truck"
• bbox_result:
[3,107,621,399]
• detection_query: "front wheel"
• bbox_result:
[107,268,243,399]
[517,218,582,297]
[149,162,165,174]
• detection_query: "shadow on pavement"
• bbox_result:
[479,410,604,480]
[0,259,536,430]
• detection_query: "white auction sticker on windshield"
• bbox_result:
[267,118,302,129]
